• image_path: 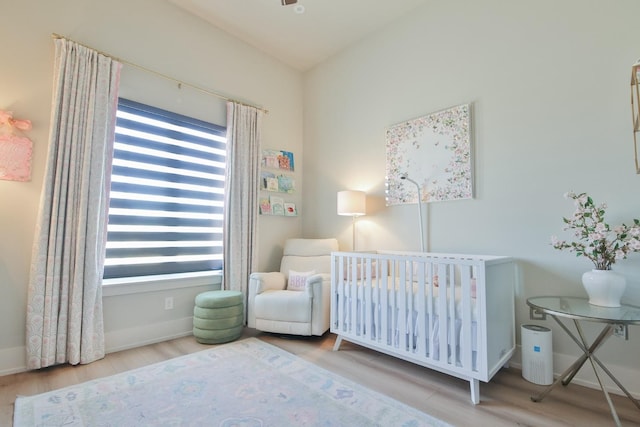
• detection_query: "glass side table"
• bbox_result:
[527,296,640,427]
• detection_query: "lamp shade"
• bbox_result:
[337,190,366,216]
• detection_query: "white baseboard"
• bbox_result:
[104,316,194,353]
[0,317,195,376]
[0,346,27,376]
[511,345,640,399]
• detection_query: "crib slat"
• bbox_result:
[381,259,389,345]
[391,261,398,348]
[334,255,340,331]
[460,266,473,370]
[336,255,345,333]
[426,262,435,361]
[448,264,457,366]
[415,260,426,357]
[337,255,344,333]
[372,258,381,343]
[398,260,407,352]
[363,257,372,340]
[352,256,358,335]
[407,260,415,352]
[474,262,487,373]
[437,263,448,364]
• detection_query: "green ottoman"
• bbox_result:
[193,290,244,344]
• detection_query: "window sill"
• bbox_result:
[102,271,222,297]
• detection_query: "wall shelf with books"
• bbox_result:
[262,148,294,171]
[260,149,295,193]
[260,196,297,216]
[259,149,298,216]
[260,171,295,193]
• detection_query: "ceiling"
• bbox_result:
[168,0,428,71]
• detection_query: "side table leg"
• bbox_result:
[560,321,612,386]
[575,321,622,427]
[531,352,591,403]
[590,355,640,410]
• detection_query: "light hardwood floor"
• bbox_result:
[2,329,639,426]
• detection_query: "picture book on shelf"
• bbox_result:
[261,171,279,192]
[270,196,285,216]
[284,202,297,216]
[278,151,294,171]
[262,149,281,169]
[259,198,271,215]
[277,175,295,193]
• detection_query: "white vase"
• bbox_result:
[581,269,627,308]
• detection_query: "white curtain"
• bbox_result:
[25,38,121,369]
[223,102,263,316]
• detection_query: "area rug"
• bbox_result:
[14,337,450,426]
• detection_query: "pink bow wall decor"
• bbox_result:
[0,109,33,182]
[0,110,32,132]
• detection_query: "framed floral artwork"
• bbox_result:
[385,103,473,205]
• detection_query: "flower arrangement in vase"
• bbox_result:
[551,192,640,307]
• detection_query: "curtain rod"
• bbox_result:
[51,33,269,114]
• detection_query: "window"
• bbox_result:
[104,98,226,280]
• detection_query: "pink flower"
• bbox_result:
[588,232,605,242]
[552,192,640,270]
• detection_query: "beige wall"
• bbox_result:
[0,0,303,373]
[302,0,640,394]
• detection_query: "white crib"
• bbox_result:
[330,251,515,404]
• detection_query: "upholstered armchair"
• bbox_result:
[248,238,338,336]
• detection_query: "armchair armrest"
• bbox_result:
[247,272,286,329]
[305,273,332,335]
[304,273,330,295]
[249,272,286,295]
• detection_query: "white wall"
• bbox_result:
[303,0,640,394]
[0,0,303,374]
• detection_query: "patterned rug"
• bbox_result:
[14,337,450,426]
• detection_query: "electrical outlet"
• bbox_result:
[613,324,628,339]
[164,296,174,310]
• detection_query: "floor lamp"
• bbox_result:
[337,190,366,251]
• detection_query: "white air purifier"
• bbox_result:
[521,324,553,385]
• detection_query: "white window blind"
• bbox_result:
[104,98,226,279]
